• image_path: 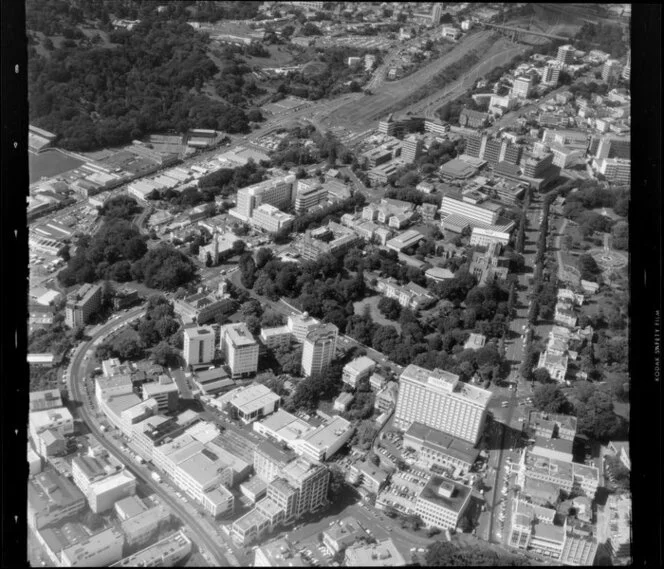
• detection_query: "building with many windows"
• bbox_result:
[183,325,216,368]
[415,475,472,530]
[223,383,281,424]
[403,422,479,473]
[511,76,533,99]
[112,531,192,567]
[542,64,560,86]
[597,157,630,184]
[251,203,295,233]
[220,322,259,378]
[233,175,296,220]
[142,376,179,412]
[28,469,87,529]
[439,195,501,227]
[232,458,329,545]
[394,365,492,445]
[342,356,377,388]
[64,283,102,328]
[294,179,327,214]
[557,44,575,66]
[301,323,338,377]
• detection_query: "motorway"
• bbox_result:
[320,30,500,130]
[408,41,529,119]
[66,306,234,567]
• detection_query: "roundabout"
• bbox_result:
[588,248,628,273]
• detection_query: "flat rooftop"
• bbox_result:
[405,423,479,465]
[222,322,257,347]
[229,384,280,414]
[418,475,472,513]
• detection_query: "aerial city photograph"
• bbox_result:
[21,1,639,567]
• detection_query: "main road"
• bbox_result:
[67,306,234,567]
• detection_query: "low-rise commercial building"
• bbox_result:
[516,449,599,499]
[342,356,376,388]
[142,376,179,412]
[28,469,87,529]
[111,530,192,567]
[344,538,406,566]
[224,383,281,424]
[404,422,480,473]
[174,290,235,325]
[323,516,367,553]
[415,476,472,530]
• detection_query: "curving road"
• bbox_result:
[67,306,232,567]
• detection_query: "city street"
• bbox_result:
[67,306,236,567]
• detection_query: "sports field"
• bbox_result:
[29,149,84,184]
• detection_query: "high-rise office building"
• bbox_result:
[521,151,554,178]
[556,45,575,66]
[542,64,560,87]
[220,323,259,378]
[301,323,338,377]
[235,175,296,220]
[183,326,216,368]
[394,364,492,444]
[402,135,423,164]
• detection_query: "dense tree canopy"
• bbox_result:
[28,20,250,150]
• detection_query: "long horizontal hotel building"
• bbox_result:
[394,365,492,445]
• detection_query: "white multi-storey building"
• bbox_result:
[439,195,501,226]
[234,175,296,220]
[220,322,259,378]
[394,365,492,445]
[511,76,533,99]
[301,323,338,377]
[183,326,216,368]
[415,476,472,530]
[251,203,295,233]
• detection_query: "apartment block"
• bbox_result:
[542,64,560,86]
[511,76,533,99]
[301,323,338,377]
[394,364,492,445]
[602,59,622,82]
[65,283,102,328]
[402,135,423,163]
[220,322,259,378]
[183,325,216,368]
[557,45,575,66]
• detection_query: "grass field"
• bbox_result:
[354,295,402,332]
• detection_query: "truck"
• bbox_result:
[100,425,107,433]
[135,454,145,465]
[151,472,162,483]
